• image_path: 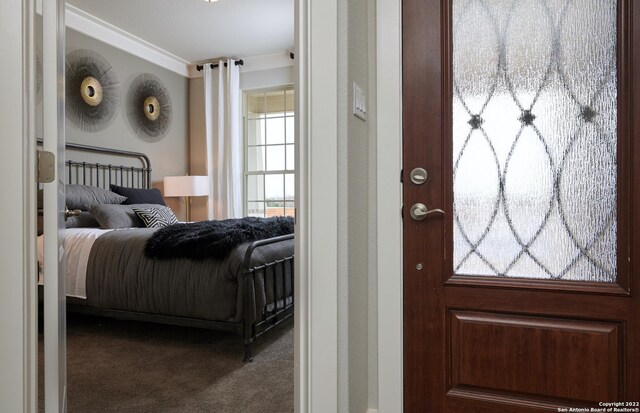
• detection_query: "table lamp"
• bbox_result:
[163,175,209,222]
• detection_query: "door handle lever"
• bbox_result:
[410,203,445,221]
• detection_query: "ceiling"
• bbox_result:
[67,0,294,63]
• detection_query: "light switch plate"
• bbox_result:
[353,82,367,121]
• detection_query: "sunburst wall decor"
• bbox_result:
[65,49,120,132]
[127,73,172,142]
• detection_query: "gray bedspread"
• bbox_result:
[69,228,294,323]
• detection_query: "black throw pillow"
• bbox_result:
[109,184,166,206]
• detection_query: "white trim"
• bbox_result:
[43,0,68,410]
[65,4,190,77]
[24,1,38,411]
[367,409,379,413]
[295,0,339,411]
[294,0,309,409]
[0,0,37,411]
[376,0,404,411]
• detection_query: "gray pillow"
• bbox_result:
[66,211,100,229]
[37,211,99,235]
[90,203,162,229]
[66,185,127,210]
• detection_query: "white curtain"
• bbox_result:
[203,59,243,219]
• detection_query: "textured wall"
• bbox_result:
[348,0,376,411]
[188,76,207,221]
[337,0,378,411]
[60,29,190,218]
[241,66,294,91]
[337,0,349,409]
[348,0,374,409]
[366,2,379,408]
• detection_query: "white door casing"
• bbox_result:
[2,0,348,411]
[376,0,404,411]
[0,0,38,412]
[295,0,340,411]
[42,0,67,411]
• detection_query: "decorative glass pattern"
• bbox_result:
[452,0,617,282]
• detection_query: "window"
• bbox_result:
[244,88,295,218]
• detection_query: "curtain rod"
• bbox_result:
[196,59,244,71]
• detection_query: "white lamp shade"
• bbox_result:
[163,175,209,197]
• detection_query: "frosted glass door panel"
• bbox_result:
[452,0,617,282]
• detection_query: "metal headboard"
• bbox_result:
[37,139,152,189]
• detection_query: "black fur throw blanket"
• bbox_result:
[144,216,294,260]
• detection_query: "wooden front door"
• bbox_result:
[402,0,640,411]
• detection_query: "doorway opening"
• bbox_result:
[41,2,295,411]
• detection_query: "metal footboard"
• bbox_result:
[241,234,295,362]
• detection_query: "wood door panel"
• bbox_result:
[402,0,640,410]
[450,311,621,402]
[446,287,632,320]
[446,389,566,413]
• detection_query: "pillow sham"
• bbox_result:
[89,203,163,229]
[66,185,127,210]
[66,211,100,229]
[109,184,166,206]
[36,185,122,234]
[133,206,178,228]
[37,210,100,235]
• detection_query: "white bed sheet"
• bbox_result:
[38,228,113,299]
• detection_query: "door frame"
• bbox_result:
[376,0,404,411]
[0,0,38,412]
[3,0,341,412]
[295,0,340,411]
[42,0,67,410]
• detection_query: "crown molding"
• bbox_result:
[49,5,293,79]
[65,4,191,77]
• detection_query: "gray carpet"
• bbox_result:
[38,314,294,413]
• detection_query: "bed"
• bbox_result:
[38,142,294,361]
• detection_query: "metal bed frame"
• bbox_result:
[46,141,295,361]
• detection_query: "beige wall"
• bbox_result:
[337,0,378,411]
[40,29,191,219]
[188,76,207,220]
[348,0,376,409]
[241,66,294,91]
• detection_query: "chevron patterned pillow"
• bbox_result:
[132,206,178,228]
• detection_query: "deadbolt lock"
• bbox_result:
[410,168,428,185]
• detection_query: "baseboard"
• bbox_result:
[367,409,379,413]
